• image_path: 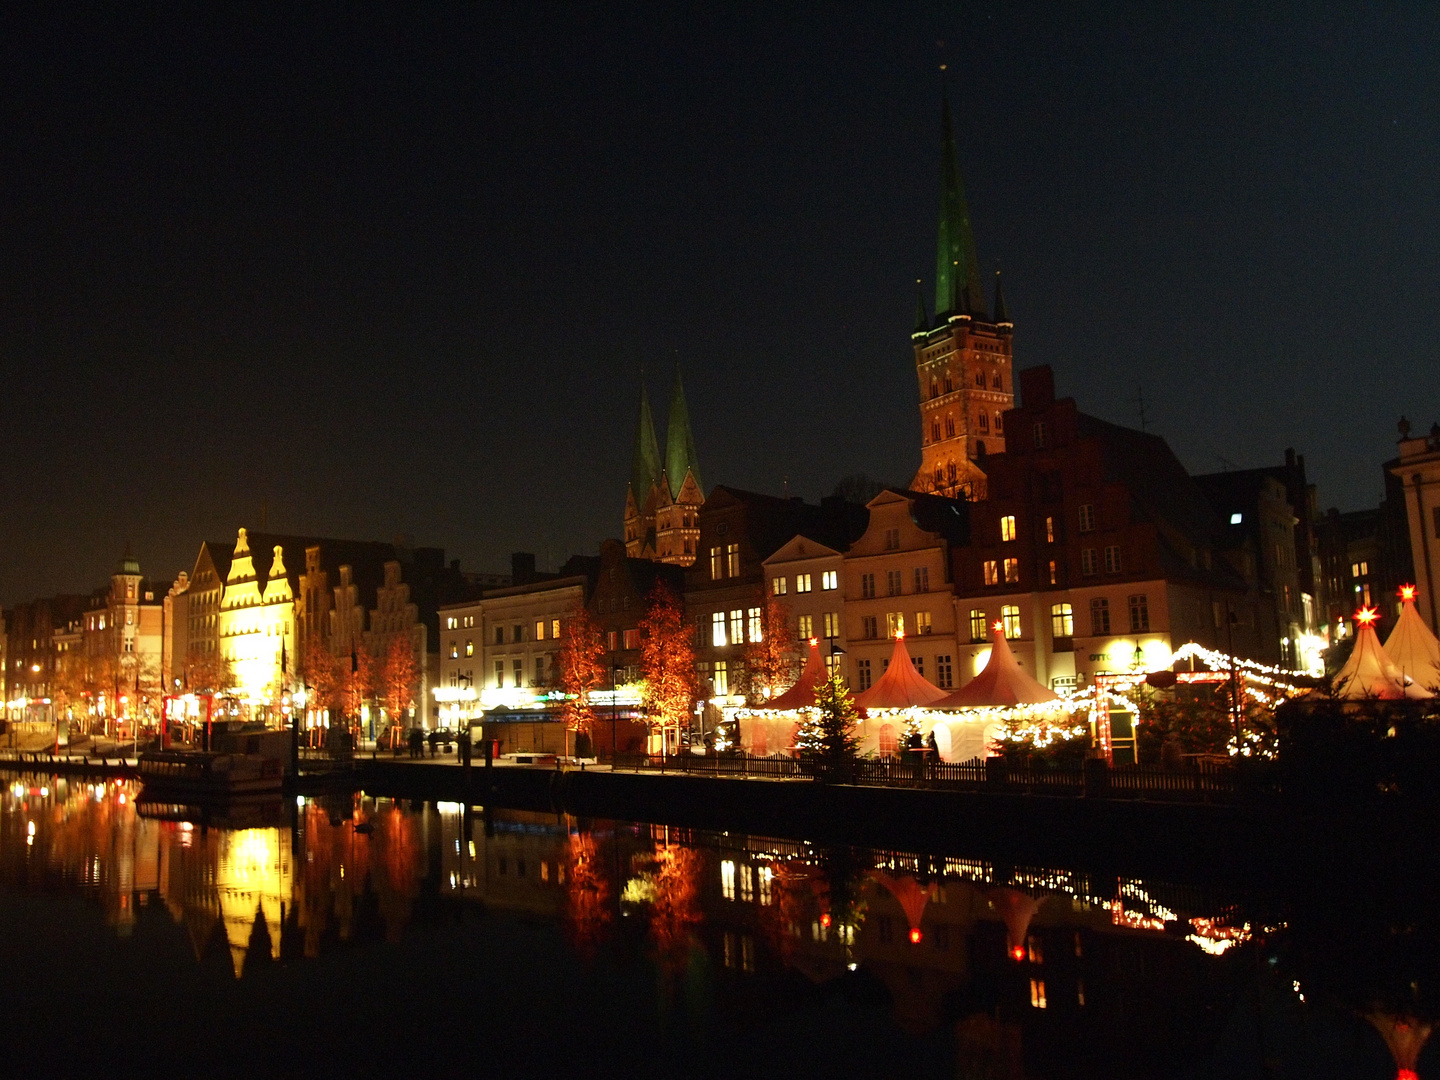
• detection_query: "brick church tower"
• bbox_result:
[910,94,1014,501]
[624,367,704,566]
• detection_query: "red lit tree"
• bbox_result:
[743,585,797,703]
[638,582,697,740]
[379,635,419,728]
[556,601,606,734]
[301,637,343,719]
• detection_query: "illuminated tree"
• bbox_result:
[795,669,859,767]
[339,640,376,722]
[638,583,697,738]
[556,601,606,734]
[378,635,419,727]
[742,586,797,704]
[183,648,233,696]
[301,638,343,718]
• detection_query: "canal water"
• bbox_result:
[0,775,1431,1079]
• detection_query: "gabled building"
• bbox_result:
[910,94,1014,502]
[624,368,705,566]
[952,366,1267,691]
[687,488,867,700]
[842,489,968,694]
[762,535,852,679]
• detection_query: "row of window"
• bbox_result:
[771,570,837,595]
[858,611,934,639]
[796,612,843,640]
[980,544,1121,588]
[858,567,930,597]
[710,608,763,647]
[965,594,1150,642]
[449,617,564,658]
[490,655,548,688]
[444,614,477,630]
[709,543,741,581]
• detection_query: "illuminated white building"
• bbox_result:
[217,529,295,702]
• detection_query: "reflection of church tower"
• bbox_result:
[623,368,705,566]
[911,93,1014,501]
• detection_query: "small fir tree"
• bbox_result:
[797,669,860,765]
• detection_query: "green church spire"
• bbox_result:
[664,366,703,496]
[629,382,661,504]
[913,280,930,336]
[934,92,985,319]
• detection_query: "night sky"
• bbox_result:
[3,3,1438,604]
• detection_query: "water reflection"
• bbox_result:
[1,776,1435,1077]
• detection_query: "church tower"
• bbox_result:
[655,367,704,565]
[623,384,662,559]
[910,93,1014,501]
[623,368,705,566]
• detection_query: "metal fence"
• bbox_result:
[614,752,1261,802]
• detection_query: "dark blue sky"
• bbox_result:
[3,3,1438,603]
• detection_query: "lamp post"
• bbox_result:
[610,657,619,765]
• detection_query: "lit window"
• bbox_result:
[623,628,640,650]
[1048,560,1058,585]
[772,576,787,596]
[886,612,905,638]
[797,614,813,638]
[970,610,988,642]
[446,617,458,630]
[465,640,474,657]
[449,641,459,660]
[721,860,736,900]
[1045,516,1055,543]
[821,570,838,590]
[713,661,729,695]
[823,611,840,639]
[551,618,560,639]
[915,611,932,635]
[1051,603,1074,637]
[936,655,952,688]
[983,561,999,586]
[1003,558,1020,584]
[712,612,727,647]
[856,659,872,691]
[730,609,744,644]
[1028,934,1044,964]
[1090,598,1111,636]
[1081,548,1098,576]
[740,864,754,903]
[726,543,740,577]
[1001,605,1021,639]
[1029,979,1047,1009]
[796,573,812,593]
[1078,504,1095,532]
[748,607,762,642]
[759,866,772,905]
[1104,545,1121,574]
[535,620,545,641]
[1000,515,1016,542]
[1230,512,1243,525]
[710,546,723,580]
[1128,594,1149,632]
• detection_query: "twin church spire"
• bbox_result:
[625,368,704,566]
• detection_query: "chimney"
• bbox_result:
[511,552,537,584]
[1019,366,1055,410]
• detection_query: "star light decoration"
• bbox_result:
[1355,606,1379,626]
[1400,584,1418,602]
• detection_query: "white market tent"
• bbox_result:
[1382,590,1440,696]
[928,625,1063,762]
[1334,614,1412,699]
